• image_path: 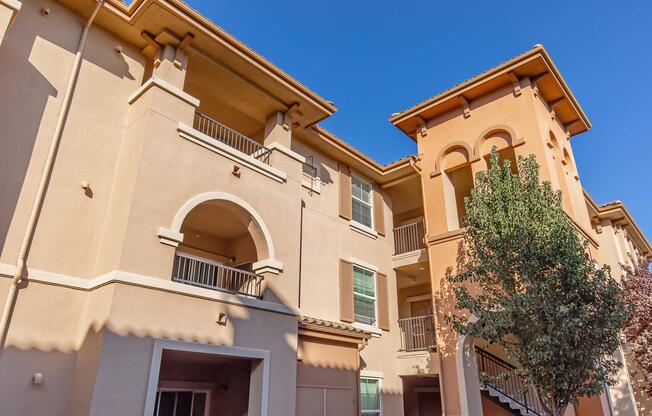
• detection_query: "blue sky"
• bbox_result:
[187,0,651,238]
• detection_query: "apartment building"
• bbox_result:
[0,1,649,416]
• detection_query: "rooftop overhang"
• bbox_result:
[298,126,418,185]
[58,0,336,127]
[389,45,591,140]
[585,191,652,260]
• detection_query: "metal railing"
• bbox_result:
[172,253,263,299]
[393,219,426,255]
[193,112,271,165]
[398,315,436,352]
[475,347,544,416]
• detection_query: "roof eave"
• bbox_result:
[389,45,591,138]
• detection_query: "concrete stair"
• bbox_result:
[480,384,542,416]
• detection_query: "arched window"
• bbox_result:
[549,132,573,214]
[480,130,518,175]
[441,146,473,230]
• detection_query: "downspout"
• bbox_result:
[0,0,105,350]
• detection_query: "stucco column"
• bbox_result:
[264,111,292,148]
[0,0,21,46]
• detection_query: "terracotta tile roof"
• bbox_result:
[298,315,372,337]
[390,48,535,121]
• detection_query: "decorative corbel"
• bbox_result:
[283,103,301,130]
[563,119,582,133]
[141,31,160,59]
[459,96,471,118]
[415,116,427,137]
[508,72,522,97]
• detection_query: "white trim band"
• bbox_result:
[267,142,306,164]
[129,76,200,107]
[0,263,298,317]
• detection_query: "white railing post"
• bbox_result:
[393,218,426,255]
[398,315,436,352]
[172,253,263,298]
[193,111,272,165]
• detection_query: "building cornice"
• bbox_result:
[389,44,591,140]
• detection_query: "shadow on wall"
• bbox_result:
[0,0,135,255]
[0,280,301,416]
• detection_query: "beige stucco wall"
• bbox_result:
[417,78,610,415]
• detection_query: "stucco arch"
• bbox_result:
[159,191,282,274]
[474,125,520,157]
[432,141,476,177]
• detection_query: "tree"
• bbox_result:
[447,149,627,416]
[622,258,652,397]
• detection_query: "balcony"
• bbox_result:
[193,111,271,165]
[398,315,436,352]
[172,252,263,299]
[393,219,426,255]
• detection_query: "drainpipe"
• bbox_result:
[0,0,105,350]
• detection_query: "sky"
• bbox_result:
[186,0,652,238]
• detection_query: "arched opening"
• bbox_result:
[167,193,281,298]
[480,130,518,175]
[441,146,473,231]
[549,132,573,214]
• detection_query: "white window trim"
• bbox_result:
[351,171,374,226]
[360,371,383,415]
[350,220,378,239]
[143,340,271,416]
[352,264,379,332]
[154,387,211,416]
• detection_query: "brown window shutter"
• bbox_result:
[373,183,385,236]
[339,259,354,323]
[376,272,390,331]
[338,164,352,220]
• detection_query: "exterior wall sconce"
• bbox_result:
[216,312,228,326]
[232,165,241,178]
[32,373,43,385]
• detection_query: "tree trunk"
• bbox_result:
[554,404,568,416]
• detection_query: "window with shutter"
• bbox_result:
[353,265,376,325]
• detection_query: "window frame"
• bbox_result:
[155,387,211,416]
[359,375,383,416]
[351,171,374,229]
[352,264,378,327]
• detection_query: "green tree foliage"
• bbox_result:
[447,149,627,416]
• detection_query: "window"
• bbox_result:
[353,265,376,325]
[360,377,381,415]
[154,389,209,416]
[352,174,373,228]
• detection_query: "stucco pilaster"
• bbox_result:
[0,0,21,46]
[264,111,293,148]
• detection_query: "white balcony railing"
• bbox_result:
[393,218,426,255]
[398,315,436,352]
[172,253,263,299]
[193,112,271,165]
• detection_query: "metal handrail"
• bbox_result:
[474,346,544,415]
[172,253,263,299]
[398,315,436,352]
[193,112,271,165]
[393,218,426,255]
